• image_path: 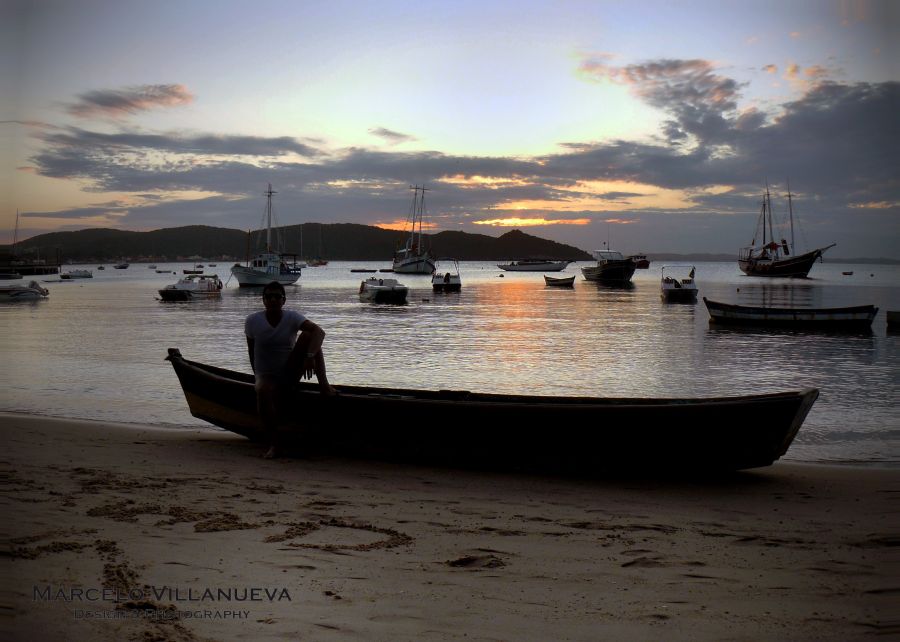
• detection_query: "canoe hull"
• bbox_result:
[704,298,878,328]
[166,349,818,472]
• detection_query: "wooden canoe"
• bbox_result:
[704,298,878,328]
[166,349,818,472]
[543,275,575,287]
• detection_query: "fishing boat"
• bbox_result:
[544,275,575,287]
[498,259,571,272]
[432,258,461,292]
[628,254,650,269]
[158,274,223,301]
[97,266,105,270]
[183,265,204,275]
[60,269,93,280]
[581,250,636,283]
[392,185,435,274]
[0,280,49,301]
[738,183,835,277]
[231,184,303,286]
[660,266,698,302]
[359,277,408,304]
[166,349,818,471]
[703,298,878,329]
[114,262,129,269]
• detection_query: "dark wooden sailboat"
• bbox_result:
[166,349,818,471]
[738,184,835,278]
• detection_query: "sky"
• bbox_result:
[2,0,898,257]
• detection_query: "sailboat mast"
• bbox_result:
[786,179,795,254]
[13,209,19,255]
[265,184,275,252]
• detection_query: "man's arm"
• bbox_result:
[246,337,255,373]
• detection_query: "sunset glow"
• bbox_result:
[473,217,592,227]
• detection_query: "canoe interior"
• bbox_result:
[166,349,818,472]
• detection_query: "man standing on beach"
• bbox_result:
[245,281,335,458]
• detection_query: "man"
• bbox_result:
[245,281,335,458]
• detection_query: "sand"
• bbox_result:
[1,411,897,641]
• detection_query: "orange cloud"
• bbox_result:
[849,201,897,209]
[473,218,591,227]
[762,64,778,74]
[601,218,637,224]
[375,219,439,231]
[438,174,532,189]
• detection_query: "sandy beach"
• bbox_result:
[2,412,897,641]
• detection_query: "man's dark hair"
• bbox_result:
[263,281,286,297]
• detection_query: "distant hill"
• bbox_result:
[1,224,593,262]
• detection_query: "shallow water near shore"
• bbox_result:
[1,260,898,466]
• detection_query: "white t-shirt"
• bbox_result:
[244,309,307,376]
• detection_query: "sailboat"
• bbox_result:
[738,183,835,278]
[392,185,435,274]
[231,184,302,286]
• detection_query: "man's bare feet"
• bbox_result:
[320,384,338,396]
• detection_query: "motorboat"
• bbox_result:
[60,269,93,279]
[581,250,636,283]
[0,280,49,301]
[544,275,575,287]
[498,259,570,272]
[628,254,650,269]
[0,272,22,280]
[114,262,129,269]
[432,258,461,292]
[359,277,408,304]
[231,184,302,286]
[158,274,224,301]
[660,266,698,302]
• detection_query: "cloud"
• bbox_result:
[578,57,743,146]
[368,127,417,145]
[762,64,778,74]
[20,66,900,256]
[39,127,320,158]
[472,218,592,227]
[67,84,194,119]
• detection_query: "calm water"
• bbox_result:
[1,260,898,466]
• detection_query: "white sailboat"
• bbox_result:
[392,185,435,274]
[231,184,302,286]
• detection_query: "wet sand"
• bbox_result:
[2,412,898,641]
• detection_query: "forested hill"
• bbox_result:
[4,224,593,262]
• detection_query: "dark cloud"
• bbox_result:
[368,127,417,144]
[579,58,743,146]
[23,71,900,256]
[40,127,320,157]
[67,84,194,118]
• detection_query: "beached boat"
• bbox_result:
[544,275,575,287]
[0,280,49,301]
[359,277,408,304]
[703,298,878,329]
[432,258,461,292]
[231,184,302,286]
[392,185,435,274]
[60,269,93,280]
[166,349,818,471]
[498,259,571,272]
[581,250,636,284]
[660,266,698,302]
[739,183,835,278]
[158,274,223,301]
[629,254,650,269]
